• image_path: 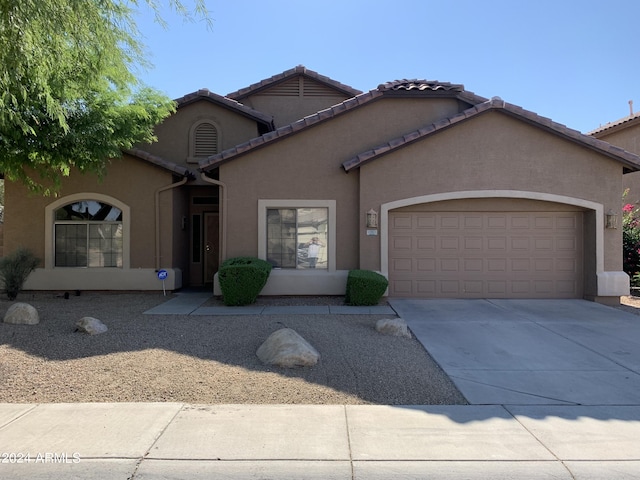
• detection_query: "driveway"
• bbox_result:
[389,299,640,405]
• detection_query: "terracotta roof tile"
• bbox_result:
[174,89,275,130]
[124,149,195,178]
[589,112,640,136]
[227,65,363,100]
[342,97,640,172]
[377,79,465,92]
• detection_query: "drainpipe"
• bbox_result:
[200,173,227,263]
[155,177,188,271]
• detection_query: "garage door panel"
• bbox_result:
[389,210,583,299]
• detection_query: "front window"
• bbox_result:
[54,201,123,267]
[267,207,328,269]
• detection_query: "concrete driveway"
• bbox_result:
[389,299,640,405]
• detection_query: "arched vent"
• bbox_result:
[194,122,218,157]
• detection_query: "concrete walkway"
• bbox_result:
[143,291,396,316]
[2,403,640,479]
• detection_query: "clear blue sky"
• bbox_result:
[133,0,640,133]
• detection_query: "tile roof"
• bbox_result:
[342,97,640,172]
[199,80,485,172]
[226,65,363,100]
[125,149,195,178]
[588,112,640,137]
[377,79,465,92]
[174,89,275,130]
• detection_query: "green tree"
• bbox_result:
[0,0,208,194]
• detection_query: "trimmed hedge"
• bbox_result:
[345,269,388,306]
[218,257,272,306]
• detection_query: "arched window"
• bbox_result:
[188,120,219,163]
[54,200,123,267]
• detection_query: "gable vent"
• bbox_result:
[258,77,300,96]
[194,123,218,157]
[303,80,344,97]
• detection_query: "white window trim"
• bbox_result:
[258,199,336,272]
[45,193,131,270]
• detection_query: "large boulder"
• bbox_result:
[75,317,108,335]
[376,318,411,338]
[256,328,319,368]
[3,303,39,325]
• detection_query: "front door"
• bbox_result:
[204,212,219,284]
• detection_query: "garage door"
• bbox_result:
[388,211,583,298]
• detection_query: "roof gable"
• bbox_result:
[227,65,362,101]
[199,79,486,171]
[174,89,275,132]
[342,97,640,172]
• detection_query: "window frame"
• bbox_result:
[258,199,336,271]
[45,193,131,270]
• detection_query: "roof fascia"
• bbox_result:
[124,149,195,178]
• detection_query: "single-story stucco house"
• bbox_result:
[6,65,640,304]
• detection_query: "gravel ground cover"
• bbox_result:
[0,292,467,405]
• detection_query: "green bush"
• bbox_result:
[0,248,40,300]
[345,269,388,306]
[218,257,272,306]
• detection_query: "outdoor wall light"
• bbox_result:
[366,209,378,229]
[605,209,618,229]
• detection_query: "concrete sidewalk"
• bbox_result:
[1,403,640,479]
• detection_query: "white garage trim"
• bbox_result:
[380,190,613,296]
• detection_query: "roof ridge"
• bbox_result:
[377,79,465,92]
[227,65,363,100]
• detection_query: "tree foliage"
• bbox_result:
[0,0,208,194]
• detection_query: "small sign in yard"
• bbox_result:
[157,269,168,296]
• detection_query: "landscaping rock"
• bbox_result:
[256,328,319,368]
[76,317,108,335]
[376,318,411,338]
[3,303,39,325]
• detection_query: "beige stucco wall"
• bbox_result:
[358,112,624,293]
[219,97,467,269]
[5,155,186,290]
[139,100,262,174]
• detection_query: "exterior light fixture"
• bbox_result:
[366,209,378,229]
[605,209,618,229]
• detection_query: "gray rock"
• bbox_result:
[3,303,39,325]
[256,328,319,368]
[376,318,411,338]
[76,317,108,335]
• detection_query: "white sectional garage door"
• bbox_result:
[388,211,583,298]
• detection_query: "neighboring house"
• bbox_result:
[6,65,640,304]
[588,111,640,205]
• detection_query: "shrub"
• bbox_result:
[345,269,388,306]
[218,257,272,306]
[623,190,640,287]
[0,248,40,300]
